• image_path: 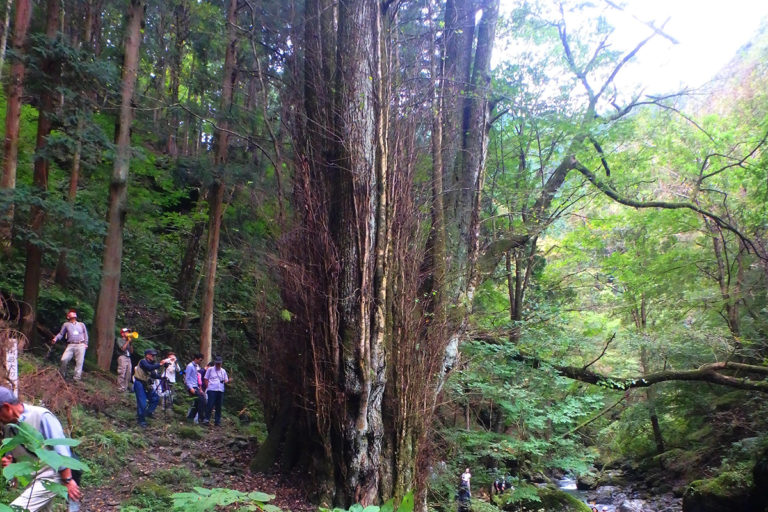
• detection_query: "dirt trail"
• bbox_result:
[82,397,313,511]
[19,363,313,512]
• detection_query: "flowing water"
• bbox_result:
[557,477,615,512]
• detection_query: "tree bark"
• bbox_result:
[199,182,224,364]
[21,0,61,343]
[93,0,145,371]
[166,0,189,157]
[199,0,238,363]
[53,119,85,285]
[0,0,32,249]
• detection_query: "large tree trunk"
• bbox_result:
[21,0,61,343]
[261,0,500,506]
[93,0,145,371]
[0,0,33,249]
[199,0,238,363]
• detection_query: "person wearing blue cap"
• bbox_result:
[132,349,168,427]
[0,386,82,510]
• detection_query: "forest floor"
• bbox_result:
[15,354,315,512]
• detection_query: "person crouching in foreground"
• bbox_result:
[0,386,82,511]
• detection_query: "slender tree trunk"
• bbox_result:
[21,0,61,342]
[53,119,84,285]
[199,0,238,363]
[0,0,13,83]
[166,0,188,157]
[199,183,224,363]
[633,299,665,456]
[93,0,145,371]
[0,0,32,249]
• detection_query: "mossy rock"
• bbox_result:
[125,480,174,509]
[682,470,753,512]
[517,486,592,512]
[175,425,204,440]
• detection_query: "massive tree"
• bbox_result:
[258,0,501,506]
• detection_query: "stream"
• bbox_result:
[556,476,681,512]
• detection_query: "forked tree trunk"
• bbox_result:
[199,0,238,363]
[262,0,500,506]
[93,0,145,370]
[21,0,61,343]
[0,0,32,249]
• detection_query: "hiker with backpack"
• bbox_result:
[0,386,82,510]
[133,349,170,427]
[456,469,471,512]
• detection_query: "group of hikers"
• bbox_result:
[53,308,233,428]
[0,309,235,511]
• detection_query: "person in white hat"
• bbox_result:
[52,309,88,382]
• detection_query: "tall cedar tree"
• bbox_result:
[21,0,61,342]
[0,0,32,248]
[93,0,145,370]
[199,0,238,364]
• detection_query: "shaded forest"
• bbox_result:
[0,0,766,511]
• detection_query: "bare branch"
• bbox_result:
[572,160,760,257]
[557,9,595,102]
[583,332,616,370]
[701,129,768,181]
[602,1,679,44]
[596,30,655,101]
[589,135,611,176]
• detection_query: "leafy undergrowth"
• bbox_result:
[12,354,314,512]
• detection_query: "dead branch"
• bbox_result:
[583,332,616,370]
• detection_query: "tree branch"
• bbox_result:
[572,160,760,257]
[552,360,768,393]
[583,332,616,370]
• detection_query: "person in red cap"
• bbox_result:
[115,328,135,392]
[52,309,89,382]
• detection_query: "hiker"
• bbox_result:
[185,353,206,423]
[115,328,136,392]
[461,468,472,492]
[0,386,82,510]
[133,349,169,427]
[203,355,232,426]
[162,352,181,386]
[52,309,88,382]
[456,478,471,512]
